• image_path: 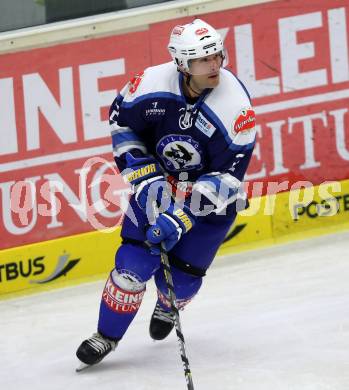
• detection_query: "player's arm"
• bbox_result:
[109,77,194,252]
[109,79,167,211]
[190,107,256,216]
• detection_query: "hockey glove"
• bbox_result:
[123,152,170,210]
[146,201,195,253]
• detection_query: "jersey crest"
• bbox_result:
[157,135,203,171]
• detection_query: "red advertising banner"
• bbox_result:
[0,0,348,249]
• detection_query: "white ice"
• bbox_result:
[1,231,349,390]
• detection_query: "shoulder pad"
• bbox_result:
[122,62,180,103]
[205,70,256,148]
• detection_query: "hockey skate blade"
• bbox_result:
[75,362,91,372]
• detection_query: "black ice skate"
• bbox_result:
[149,302,175,340]
[76,332,118,369]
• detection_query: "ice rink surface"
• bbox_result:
[1,230,349,390]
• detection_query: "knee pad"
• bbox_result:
[102,268,146,315]
[111,268,146,292]
[102,242,160,315]
[154,266,202,310]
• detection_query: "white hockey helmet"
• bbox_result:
[168,19,226,74]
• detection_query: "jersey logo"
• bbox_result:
[128,72,144,94]
[179,106,195,130]
[233,108,256,135]
[157,135,203,171]
[145,101,166,116]
[195,112,216,137]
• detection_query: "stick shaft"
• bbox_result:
[160,246,194,390]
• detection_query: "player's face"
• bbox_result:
[188,53,222,90]
[190,70,220,90]
[188,53,223,75]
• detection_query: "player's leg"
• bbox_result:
[76,198,160,365]
[149,213,235,340]
[98,243,160,338]
[77,242,160,364]
[150,265,203,340]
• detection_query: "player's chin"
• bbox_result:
[206,73,220,87]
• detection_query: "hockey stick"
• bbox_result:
[158,243,195,390]
[149,202,194,389]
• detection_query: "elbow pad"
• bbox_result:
[190,172,243,216]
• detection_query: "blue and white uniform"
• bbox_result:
[98,62,256,340]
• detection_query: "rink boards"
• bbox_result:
[1,0,349,297]
[1,178,348,297]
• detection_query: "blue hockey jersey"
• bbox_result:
[109,61,256,214]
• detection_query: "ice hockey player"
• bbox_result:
[76,18,256,367]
